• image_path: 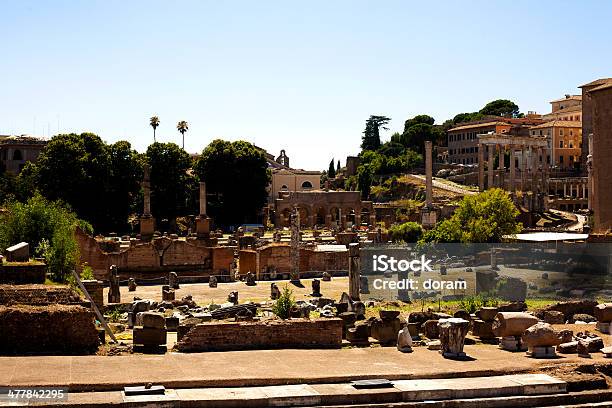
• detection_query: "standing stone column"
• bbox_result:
[498,145,505,189]
[108,265,121,304]
[199,181,207,216]
[509,147,516,192]
[530,145,537,192]
[348,243,360,301]
[143,164,151,216]
[140,164,155,239]
[196,181,210,238]
[587,133,594,211]
[290,207,300,282]
[425,141,433,207]
[521,146,527,192]
[487,145,495,189]
[478,143,485,191]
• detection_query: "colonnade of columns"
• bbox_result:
[478,139,549,195]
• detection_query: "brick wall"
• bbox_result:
[240,244,349,277]
[0,304,99,354]
[176,318,342,352]
[76,228,233,281]
[0,263,46,284]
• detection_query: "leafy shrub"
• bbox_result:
[272,285,296,319]
[389,221,423,243]
[0,193,90,282]
[458,294,500,314]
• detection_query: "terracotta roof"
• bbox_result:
[550,95,582,103]
[529,120,582,129]
[588,82,612,93]
[448,121,508,132]
[544,104,582,114]
[579,78,612,88]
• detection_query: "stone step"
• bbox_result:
[0,374,572,408]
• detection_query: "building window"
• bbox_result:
[12,150,23,160]
[559,129,564,136]
[301,181,313,189]
[569,141,573,148]
[280,185,288,191]
[559,141,563,148]
[559,155,564,163]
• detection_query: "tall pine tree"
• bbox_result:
[360,115,390,151]
[328,159,336,178]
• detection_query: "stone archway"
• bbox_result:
[315,207,326,226]
[345,208,356,226]
[297,207,310,228]
[360,207,371,226]
[281,208,291,227]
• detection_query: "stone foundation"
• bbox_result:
[0,304,99,354]
[176,318,342,352]
[0,263,46,284]
[0,284,82,305]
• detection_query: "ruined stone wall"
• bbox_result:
[76,228,233,281]
[239,250,257,276]
[0,304,99,355]
[0,284,82,305]
[240,245,348,277]
[0,263,46,284]
[176,318,342,352]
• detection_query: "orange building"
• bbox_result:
[447,121,512,165]
[530,120,582,170]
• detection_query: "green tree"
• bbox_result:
[389,221,423,243]
[361,115,390,151]
[146,142,193,225]
[177,120,188,149]
[403,114,435,132]
[422,188,521,243]
[107,141,144,231]
[328,159,336,178]
[149,116,160,143]
[33,133,112,231]
[31,133,142,233]
[337,160,341,173]
[395,122,445,154]
[452,112,485,124]
[479,99,520,118]
[194,140,269,227]
[0,193,91,282]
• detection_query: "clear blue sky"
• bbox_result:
[1,1,610,170]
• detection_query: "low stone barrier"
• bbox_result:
[177,318,343,352]
[0,284,82,305]
[0,304,99,354]
[0,263,46,284]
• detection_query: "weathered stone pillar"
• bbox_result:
[140,164,155,239]
[196,181,210,237]
[498,144,505,189]
[509,147,516,192]
[199,181,207,216]
[425,141,433,207]
[478,142,485,191]
[587,133,594,211]
[143,164,151,216]
[107,265,121,304]
[348,243,360,301]
[438,318,470,358]
[290,207,300,282]
[521,146,527,192]
[564,183,567,197]
[487,145,495,189]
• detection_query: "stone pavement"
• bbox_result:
[0,374,569,407]
[0,346,609,392]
